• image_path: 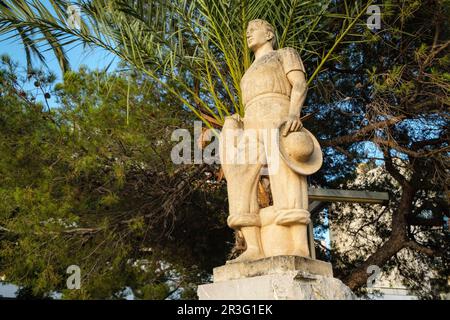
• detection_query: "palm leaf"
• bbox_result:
[0,0,373,128]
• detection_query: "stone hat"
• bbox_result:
[278,122,323,176]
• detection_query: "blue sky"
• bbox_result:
[0,0,118,80]
[0,33,118,108]
[0,0,118,105]
[0,33,118,80]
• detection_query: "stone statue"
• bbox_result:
[199,20,352,301]
[219,19,323,263]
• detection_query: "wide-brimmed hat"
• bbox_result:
[278,122,323,176]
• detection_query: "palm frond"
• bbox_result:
[0,0,373,127]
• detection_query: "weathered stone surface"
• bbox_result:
[198,272,355,300]
[219,19,323,263]
[214,255,333,282]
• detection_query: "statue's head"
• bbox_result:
[246,19,276,51]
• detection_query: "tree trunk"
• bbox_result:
[344,183,415,290]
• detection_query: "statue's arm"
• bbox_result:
[282,70,308,136]
[287,70,308,117]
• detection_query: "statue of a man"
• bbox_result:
[220,19,322,263]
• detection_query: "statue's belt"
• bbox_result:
[244,93,290,111]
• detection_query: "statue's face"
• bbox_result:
[246,23,272,51]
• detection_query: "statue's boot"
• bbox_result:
[290,224,310,257]
[274,209,311,257]
[227,226,265,264]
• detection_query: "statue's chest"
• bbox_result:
[241,53,283,87]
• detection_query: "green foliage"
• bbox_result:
[0,59,231,299]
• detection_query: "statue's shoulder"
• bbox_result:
[277,47,299,54]
[276,47,305,73]
[276,47,301,59]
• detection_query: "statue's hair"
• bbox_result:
[248,19,277,48]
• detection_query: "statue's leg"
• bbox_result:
[225,163,262,229]
[287,176,311,257]
[220,121,265,263]
[266,132,311,257]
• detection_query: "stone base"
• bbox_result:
[198,272,355,300]
[214,255,333,282]
[198,256,355,300]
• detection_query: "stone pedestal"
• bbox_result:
[198,256,355,300]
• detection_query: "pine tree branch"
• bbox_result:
[383,147,408,187]
[321,116,406,147]
[406,241,436,257]
[373,138,449,158]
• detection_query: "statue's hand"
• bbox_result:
[282,114,303,136]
